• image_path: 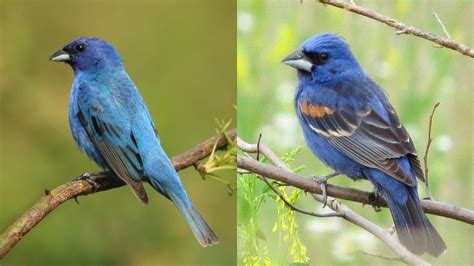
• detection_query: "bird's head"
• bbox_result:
[50,37,123,74]
[282,33,363,82]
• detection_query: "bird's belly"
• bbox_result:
[300,120,363,180]
[69,110,108,169]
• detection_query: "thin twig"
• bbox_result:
[428,0,451,39]
[423,102,440,199]
[359,250,402,262]
[310,194,430,266]
[318,0,474,57]
[237,137,290,170]
[256,133,262,161]
[0,129,236,259]
[260,175,341,218]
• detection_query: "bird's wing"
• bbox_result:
[298,100,424,186]
[75,85,148,204]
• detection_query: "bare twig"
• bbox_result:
[260,175,342,218]
[256,133,262,161]
[0,129,236,259]
[311,194,430,266]
[359,250,402,262]
[428,0,451,39]
[318,0,474,57]
[423,102,440,199]
[237,137,289,170]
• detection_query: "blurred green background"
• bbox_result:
[0,0,236,265]
[238,0,472,265]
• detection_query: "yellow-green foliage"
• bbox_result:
[238,147,309,265]
[272,147,309,264]
[200,119,237,194]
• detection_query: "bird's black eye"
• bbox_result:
[319,52,329,62]
[75,44,85,52]
[305,51,329,65]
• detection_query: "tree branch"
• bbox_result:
[317,0,474,58]
[238,138,436,265]
[238,155,474,225]
[237,138,474,225]
[310,194,430,266]
[0,128,236,259]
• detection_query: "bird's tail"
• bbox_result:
[377,183,446,256]
[148,178,219,247]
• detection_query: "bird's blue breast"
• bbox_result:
[295,85,364,179]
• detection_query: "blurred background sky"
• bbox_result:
[0,0,236,265]
[238,0,472,265]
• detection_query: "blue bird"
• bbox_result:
[50,37,218,247]
[282,33,446,256]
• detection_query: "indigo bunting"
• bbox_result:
[282,33,446,256]
[50,37,218,247]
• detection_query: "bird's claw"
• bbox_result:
[75,172,100,192]
[75,172,92,181]
[368,188,383,212]
[312,172,339,208]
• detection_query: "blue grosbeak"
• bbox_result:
[282,33,445,256]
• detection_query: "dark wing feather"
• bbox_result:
[300,101,424,185]
[385,104,425,182]
[77,107,149,205]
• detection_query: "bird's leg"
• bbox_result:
[368,187,383,212]
[311,172,339,208]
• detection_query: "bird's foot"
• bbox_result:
[75,172,100,192]
[368,187,383,212]
[311,172,339,208]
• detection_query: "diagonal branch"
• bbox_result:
[317,0,474,57]
[311,194,430,266]
[0,128,236,259]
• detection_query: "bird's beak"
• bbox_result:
[49,49,71,62]
[282,48,313,72]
